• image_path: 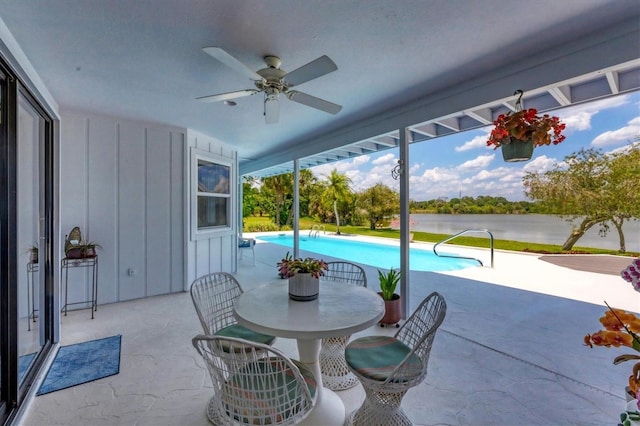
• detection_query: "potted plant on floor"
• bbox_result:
[487,90,566,162]
[277,255,328,301]
[378,267,401,327]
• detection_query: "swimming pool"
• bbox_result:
[256,234,478,272]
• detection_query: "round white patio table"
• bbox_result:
[234,280,385,426]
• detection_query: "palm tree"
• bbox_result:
[284,168,318,226]
[262,173,293,229]
[323,169,352,235]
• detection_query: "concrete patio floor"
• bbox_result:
[17,236,640,425]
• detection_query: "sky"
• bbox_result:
[309,91,640,202]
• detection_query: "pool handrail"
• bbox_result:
[433,229,494,267]
[308,224,326,238]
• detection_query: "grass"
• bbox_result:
[244,216,639,257]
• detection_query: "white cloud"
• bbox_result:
[591,116,640,147]
[522,155,559,174]
[457,154,495,170]
[557,94,630,134]
[455,132,490,152]
[372,153,396,165]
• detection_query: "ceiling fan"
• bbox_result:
[197,47,342,124]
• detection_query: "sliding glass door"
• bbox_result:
[0,57,55,426]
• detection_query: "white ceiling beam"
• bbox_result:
[464,108,493,125]
[411,123,437,137]
[548,86,572,105]
[606,70,620,94]
[371,135,398,147]
[435,117,460,131]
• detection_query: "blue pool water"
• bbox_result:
[256,234,478,272]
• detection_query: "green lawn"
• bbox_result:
[243,216,638,256]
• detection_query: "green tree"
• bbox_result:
[322,169,352,235]
[523,145,640,252]
[261,173,293,229]
[357,184,399,229]
[242,176,260,218]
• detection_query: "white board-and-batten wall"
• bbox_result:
[59,110,237,307]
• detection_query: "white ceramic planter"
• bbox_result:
[288,273,319,301]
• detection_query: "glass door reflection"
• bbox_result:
[17,95,44,384]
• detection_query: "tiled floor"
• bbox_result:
[17,237,639,425]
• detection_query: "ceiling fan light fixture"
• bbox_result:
[264,94,280,124]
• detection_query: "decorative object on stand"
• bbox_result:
[583,258,640,424]
[378,267,402,327]
[64,227,83,259]
[63,227,102,259]
[277,255,328,301]
[26,244,38,264]
[487,89,566,162]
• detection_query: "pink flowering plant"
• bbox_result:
[277,254,328,279]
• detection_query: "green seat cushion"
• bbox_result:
[215,324,276,346]
[345,335,423,382]
[222,357,317,424]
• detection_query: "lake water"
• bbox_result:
[410,214,640,252]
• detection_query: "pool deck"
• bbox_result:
[18,232,640,426]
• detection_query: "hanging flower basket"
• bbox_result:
[500,138,535,162]
[487,90,566,162]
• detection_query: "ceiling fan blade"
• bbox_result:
[264,96,280,124]
[202,47,265,82]
[196,89,258,103]
[284,55,338,87]
[287,91,342,115]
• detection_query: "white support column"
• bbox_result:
[293,159,300,259]
[399,128,410,319]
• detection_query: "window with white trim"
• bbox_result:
[191,149,234,239]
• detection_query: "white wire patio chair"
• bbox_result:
[319,261,367,390]
[192,335,317,425]
[190,272,275,345]
[344,291,447,425]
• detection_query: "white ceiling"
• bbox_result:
[1,0,639,176]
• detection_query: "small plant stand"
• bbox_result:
[61,256,99,319]
[26,261,39,331]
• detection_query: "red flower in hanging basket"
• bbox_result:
[487,108,566,149]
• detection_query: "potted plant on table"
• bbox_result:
[277,255,328,301]
[487,90,566,162]
[378,267,401,327]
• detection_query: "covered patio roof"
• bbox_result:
[0,1,638,177]
[253,59,640,177]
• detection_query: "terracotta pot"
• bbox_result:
[83,247,97,258]
[289,273,319,301]
[66,247,83,259]
[501,138,534,162]
[378,292,402,325]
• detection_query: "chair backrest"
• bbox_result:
[389,292,447,386]
[190,272,243,335]
[323,261,367,287]
[192,334,316,425]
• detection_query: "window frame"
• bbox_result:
[190,148,235,240]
